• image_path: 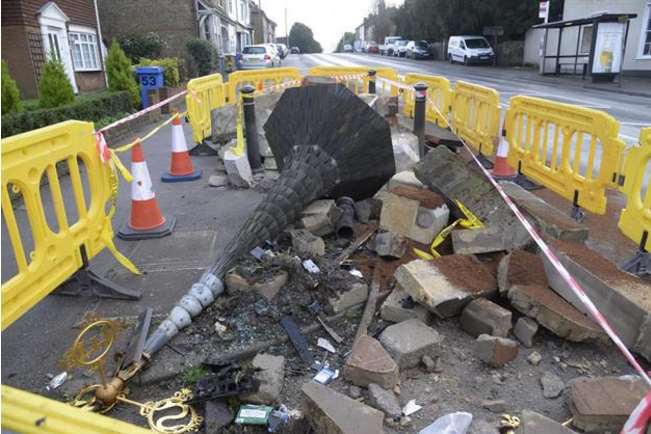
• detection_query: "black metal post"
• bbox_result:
[413,82,428,158]
[241,84,262,172]
[368,70,376,94]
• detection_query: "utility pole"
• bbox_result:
[285,7,289,47]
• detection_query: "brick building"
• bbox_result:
[98,0,253,61]
[251,2,276,44]
[1,0,107,98]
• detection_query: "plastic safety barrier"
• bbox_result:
[1,121,121,329]
[505,96,625,215]
[1,385,151,434]
[450,80,500,157]
[307,66,400,96]
[225,67,302,103]
[402,73,452,128]
[618,127,651,248]
[186,73,226,144]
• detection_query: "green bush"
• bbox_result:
[137,57,181,86]
[1,91,133,137]
[186,39,217,77]
[118,32,164,63]
[106,40,140,107]
[39,58,75,108]
[2,60,22,114]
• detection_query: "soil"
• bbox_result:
[433,255,497,293]
[507,250,549,287]
[388,185,446,209]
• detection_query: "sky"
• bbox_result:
[260,0,402,52]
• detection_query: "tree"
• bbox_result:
[118,32,164,63]
[186,39,217,77]
[106,40,140,108]
[336,32,356,52]
[1,60,22,114]
[38,58,75,108]
[288,22,323,53]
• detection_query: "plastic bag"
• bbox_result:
[418,411,473,434]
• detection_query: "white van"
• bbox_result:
[447,36,495,65]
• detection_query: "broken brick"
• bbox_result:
[475,334,518,367]
[460,298,512,338]
[378,319,442,369]
[343,335,399,389]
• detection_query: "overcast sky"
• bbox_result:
[260,0,402,52]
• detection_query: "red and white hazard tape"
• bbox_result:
[622,391,651,434]
[98,89,188,133]
[378,75,651,387]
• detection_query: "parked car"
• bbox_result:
[240,45,278,69]
[275,43,289,59]
[380,36,402,55]
[343,44,353,53]
[447,35,495,65]
[366,40,379,54]
[290,46,300,54]
[393,39,408,57]
[406,40,431,59]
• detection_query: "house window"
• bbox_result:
[69,32,100,70]
[579,25,593,55]
[640,2,651,57]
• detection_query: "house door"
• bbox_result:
[43,26,77,92]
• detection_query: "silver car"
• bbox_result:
[240,45,277,69]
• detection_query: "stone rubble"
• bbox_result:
[459,298,512,338]
[343,335,399,389]
[380,287,431,324]
[367,383,402,419]
[475,334,519,367]
[514,317,539,347]
[378,319,442,369]
[540,371,564,399]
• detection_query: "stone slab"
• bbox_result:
[460,298,512,338]
[343,335,399,389]
[388,170,424,190]
[241,353,285,404]
[329,282,368,314]
[223,149,253,188]
[452,224,530,255]
[378,319,442,369]
[501,181,588,242]
[569,376,648,433]
[519,410,579,434]
[302,381,384,434]
[380,287,431,323]
[543,240,651,361]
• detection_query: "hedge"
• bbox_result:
[136,57,182,86]
[1,91,133,138]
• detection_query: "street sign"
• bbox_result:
[539,1,549,21]
[483,26,504,36]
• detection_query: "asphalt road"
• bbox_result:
[283,52,651,146]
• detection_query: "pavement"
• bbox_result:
[1,119,264,393]
[282,52,651,145]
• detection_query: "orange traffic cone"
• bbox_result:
[118,142,175,240]
[491,137,517,180]
[161,112,202,182]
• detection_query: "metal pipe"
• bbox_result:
[413,82,428,158]
[241,84,262,171]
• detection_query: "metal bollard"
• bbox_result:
[413,82,428,158]
[241,84,263,171]
[368,70,376,94]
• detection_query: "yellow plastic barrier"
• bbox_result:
[307,66,399,96]
[186,72,226,144]
[505,96,625,215]
[1,121,128,329]
[1,385,151,434]
[403,73,452,128]
[450,81,501,157]
[225,67,302,103]
[618,127,651,247]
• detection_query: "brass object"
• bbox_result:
[499,414,521,434]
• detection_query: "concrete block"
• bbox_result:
[460,298,512,338]
[497,250,549,296]
[475,334,518,367]
[569,376,648,433]
[388,170,424,190]
[519,410,579,434]
[223,149,253,188]
[241,353,285,404]
[367,383,401,419]
[343,335,399,389]
[373,232,407,259]
[379,191,420,240]
[394,257,497,318]
[543,240,651,361]
[378,319,442,369]
[514,317,538,347]
[380,287,431,323]
[391,128,420,172]
[329,282,368,313]
[508,284,603,342]
[290,229,325,257]
[452,224,530,255]
[211,105,237,144]
[302,381,384,434]
[263,157,277,170]
[501,181,589,242]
